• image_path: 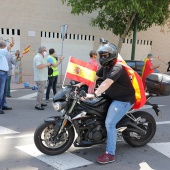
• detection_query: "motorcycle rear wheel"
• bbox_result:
[34,122,75,155]
[122,111,156,147]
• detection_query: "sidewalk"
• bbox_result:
[11,76,35,90]
[11,75,65,90]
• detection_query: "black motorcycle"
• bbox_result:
[34,85,160,155]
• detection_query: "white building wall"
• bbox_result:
[0,0,170,80]
[121,38,152,60]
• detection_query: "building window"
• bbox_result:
[17,29,20,35]
[1,28,4,34]
[7,29,9,35]
[12,29,15,35]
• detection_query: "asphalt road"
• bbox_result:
[0,88,170,170]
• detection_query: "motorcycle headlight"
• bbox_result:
[52,101,67,111]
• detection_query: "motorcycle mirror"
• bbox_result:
[70,80,76,85]
[100,38,109,45]
[79,90,86,97]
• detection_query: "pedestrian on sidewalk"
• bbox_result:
[0,37,14,114]
[5,53,16,98]
[14,50,23,84]
[45,48,64,103]
[142,53,160,90]
[88,50,100,94]
[33,46,52,110]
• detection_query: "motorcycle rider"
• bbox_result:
[77,39,136,164]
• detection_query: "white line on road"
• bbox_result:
[11,90,17,92]
[16,144,93,170]
[17,92,37,99]
[139,162,154,170]
[139,105,165,110]
[4,133,33,139]
[148,142,170,159]
[0,126,19,135]
[156,121,170,125]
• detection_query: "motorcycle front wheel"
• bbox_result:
[122,111,156,147]
[34,121,75,155]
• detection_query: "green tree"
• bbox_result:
[61,0,170,53]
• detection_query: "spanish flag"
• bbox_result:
[117,54,146,109]
[141,58,154,89]
[23,46,30,54]
[66,57,98,87]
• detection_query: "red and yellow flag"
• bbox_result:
[23,46,30,54]
[141,58,154,89]
[66,57,98,87]
[117,54,146,109]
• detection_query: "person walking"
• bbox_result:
[33,46,52,110]
[6,53,16,98]
[88,50,100,94]
[45,48,64,103]
[14,50,23,84]
[142,53,160,90]
[0,37,14,114]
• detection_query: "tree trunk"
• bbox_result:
[117,13,137,53]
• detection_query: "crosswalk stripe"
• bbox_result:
[11,90,17,92]
[148,142,170,158]
[16,144,93,170]
[156,121,170,125]
[0,126,19,135]
[17,92,37,99]
[139,105,165,110]
[139,162,154,170]
[4,133,33,139]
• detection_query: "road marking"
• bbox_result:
[0,126,19,135]
[16,144,93,170]
[11,90,17,92]
[139,105,165,110]
[156,121,170,125]
[4,133,33,139]
[18,92,37,99]
[139,162,154,170]
[148,142,170,158]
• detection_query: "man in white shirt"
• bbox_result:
[33,46,52,110]
[0,37,14,114]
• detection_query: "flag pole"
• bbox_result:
[62,56,71,88]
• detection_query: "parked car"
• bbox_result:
[125,60,159,76]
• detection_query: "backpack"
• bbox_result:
[48,67,53,75]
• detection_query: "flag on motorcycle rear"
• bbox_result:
[65,56,98,87]
[117,54,146,109]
